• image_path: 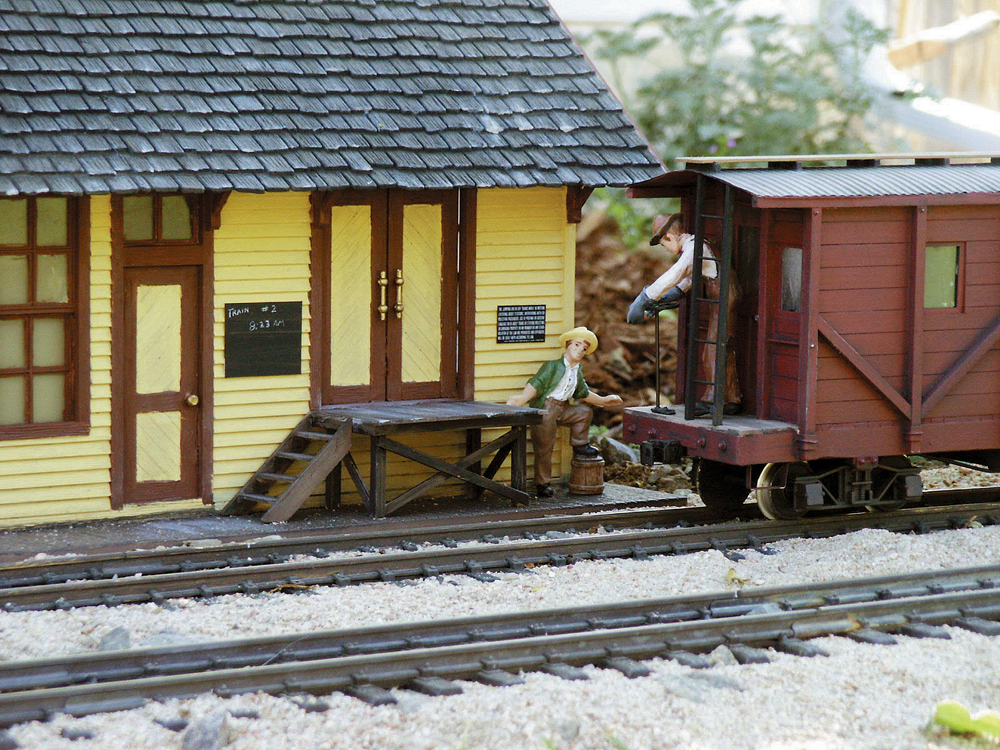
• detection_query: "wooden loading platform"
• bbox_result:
[222,400,542,523]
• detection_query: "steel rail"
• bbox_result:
[2,503,998,612]
[0,502,709,587]
[2,486,992,585]
[2,564,998,695]
[1,572,999,728]
[0,487,991,590]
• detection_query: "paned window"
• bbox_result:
[0,196,86,431]
[122,194,198,243]
[780,247,803,313]
[925,244,961,309]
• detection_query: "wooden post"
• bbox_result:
[512,425,528,492]
[370,435,387,517]
[465,427,482,498]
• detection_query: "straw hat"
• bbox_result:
[559,326,598,355]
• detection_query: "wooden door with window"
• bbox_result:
[318,190,459,404]
[113,193,210,507]
[122,266,202,502]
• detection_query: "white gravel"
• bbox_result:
[3,515,1000,750]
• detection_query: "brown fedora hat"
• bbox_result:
[649,213,681,246]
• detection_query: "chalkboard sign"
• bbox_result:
[496,304,546,344]
[224,302,302,377]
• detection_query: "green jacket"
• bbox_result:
[526,357,589,409]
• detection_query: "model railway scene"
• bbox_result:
[2,0,1000,747]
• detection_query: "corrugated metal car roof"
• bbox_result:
[709,163,1000,199]
[631,162,1000,203]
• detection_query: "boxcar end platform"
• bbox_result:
[623,406,798,466]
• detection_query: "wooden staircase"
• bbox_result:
[221,414,355,523]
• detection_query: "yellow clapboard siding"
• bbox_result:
[214,429,300,448]
[211,192,314,504]
[473,187,575,483]
[478,268,564,285]
[213,384,311,403]
[0,484,112,506]
[0,458,109,482]
[466,244,564,262]
[214,222,311,241]
[216,251,310,267]
[0,194,114,524]
[474,348,568,367]
[475,283,564,301]
[213,399,311,422]
[214,264,311,281]
[0,498,207,528]
[478,256,566,273]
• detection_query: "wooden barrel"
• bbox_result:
[569,455,604,495]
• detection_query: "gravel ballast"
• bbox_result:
[2,517,1000,749]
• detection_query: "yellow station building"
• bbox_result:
[0,0,661,526]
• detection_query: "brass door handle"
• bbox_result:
[185,394,200,407]
[394,268,404,318]
[377,271,388,321]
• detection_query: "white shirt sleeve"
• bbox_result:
[647,237,716,299]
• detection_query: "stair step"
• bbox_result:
[259,472,296,483]
[296,430,334,441]
[278,451,315,462]
[239,492,279,506]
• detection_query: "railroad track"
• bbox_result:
[2,564,999,729]
[1,497,998,612]
[0,500,710,588]
[4,486,994,585]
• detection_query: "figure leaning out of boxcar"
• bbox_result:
[627,213,742,416]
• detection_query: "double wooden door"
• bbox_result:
[320,190,459,403]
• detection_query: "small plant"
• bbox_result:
[583,0,889,233]
[589,0,886,167]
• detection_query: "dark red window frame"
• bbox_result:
[0,195,90,440]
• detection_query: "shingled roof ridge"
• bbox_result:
[0,0,662,194]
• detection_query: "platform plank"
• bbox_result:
[314,399,541,435]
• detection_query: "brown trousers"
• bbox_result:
[530,397,592,486]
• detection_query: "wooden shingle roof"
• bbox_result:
[0,0,663,195]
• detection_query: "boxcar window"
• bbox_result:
[781,247,802,312]
[0,196,87,433]
[925,245,959,309]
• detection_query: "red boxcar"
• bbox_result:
[623,154,1000,518]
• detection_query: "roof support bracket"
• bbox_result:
[566,185,594,224]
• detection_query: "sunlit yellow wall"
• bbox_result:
[0,186,579,527]
[211,192,313,506]
[474,187,576,482]
[0,197,208,527]
[0,196,114,526]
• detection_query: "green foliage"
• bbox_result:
[594,187,677,250]
[585,0,889,168]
